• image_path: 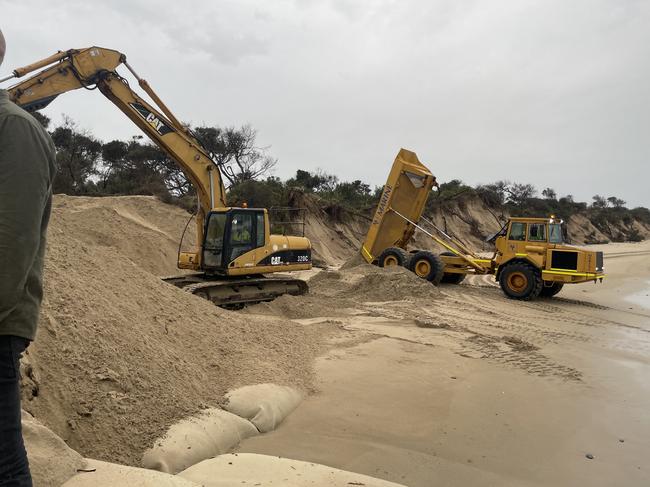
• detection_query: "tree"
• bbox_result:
[542,187,557,200]
[97,137,183,199]
[51,117,102,194]
[436,179,473,199]
[630,207,650,224]
[560,194,574,203]
[607,196,626,208]
[476,181,508,207]
[32,112,51,129]
[193,125,277,187]
[288,169,338,192]
[332,180,374,208]
[591,195,608,209]
[505,183,536,206]
[227,176,286,209]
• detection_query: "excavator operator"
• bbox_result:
[231,218,251,243]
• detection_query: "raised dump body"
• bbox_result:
[361,149,436,264]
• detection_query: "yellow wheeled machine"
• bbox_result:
[361,149,605,300]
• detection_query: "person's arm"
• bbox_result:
[0,115,51,321]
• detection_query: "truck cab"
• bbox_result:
[494,217,604,299]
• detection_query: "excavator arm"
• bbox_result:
[2,46,226,268]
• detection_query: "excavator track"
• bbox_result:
[162,274,308,309]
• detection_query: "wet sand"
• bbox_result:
[237,242,650,486]
[563,240,650,313]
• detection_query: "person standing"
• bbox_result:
[0,28,57,487]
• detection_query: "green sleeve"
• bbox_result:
[0,115,52,321]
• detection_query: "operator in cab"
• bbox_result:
[0,28,57,486]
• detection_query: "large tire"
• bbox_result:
[539,281,564,297]
[408,250,445,285]
[439,251,466,285]
[377,247,410,268]
[499,262,543,300]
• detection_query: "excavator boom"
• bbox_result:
[5,47,225,262]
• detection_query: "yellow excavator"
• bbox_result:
[1,46,311,308]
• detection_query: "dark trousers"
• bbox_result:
[0,336,32,487]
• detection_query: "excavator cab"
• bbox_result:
[202,209,266,271]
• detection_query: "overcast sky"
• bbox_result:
[1,0,648,207]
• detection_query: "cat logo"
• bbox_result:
[271,256,282,265]
[129,102,174,136]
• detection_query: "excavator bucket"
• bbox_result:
[361,149,436,263]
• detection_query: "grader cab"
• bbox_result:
[362,150,605,300]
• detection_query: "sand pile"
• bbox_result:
[311,263,441,302]
[50,195,197,276]
[249,257,440,319]
[22,195,330,466]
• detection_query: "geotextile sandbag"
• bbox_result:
[22,411,86,487]
[141,408,258,474]
[62,459,200,487]
[179,453,408,487]
[223,383,303,433]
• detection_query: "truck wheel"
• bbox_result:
[377,247,410,268]
[439,252,466,284]
[539,281,564,297]
[408,251,445,285]
[499,262,543,300]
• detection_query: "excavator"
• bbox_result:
[1,46,312,308]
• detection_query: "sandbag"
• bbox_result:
[223,383,303,433]
[141,408,258,474]
[179,453,408,487]
[22,411,86,487]
[62,459,199,487]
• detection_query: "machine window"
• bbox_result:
[256,213,265,248]
[509,222,526,241]
[231,214,253,244]
[203,213,227,267]
[528,223,546,242]
[230,212,254,260]
[549,224,563,243]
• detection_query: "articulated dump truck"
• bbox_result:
[361,149,605,300]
